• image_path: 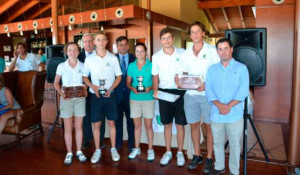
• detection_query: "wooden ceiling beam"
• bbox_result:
[0,0,19,16]
[221,7,231,29]
[198,0,255,9]
[0,5,189,34]
[238,6,245,28]
[3,0,39,23]
[204,9,218,33]
[35,0,51,3]
[209,33,225,38]
[27,3,51,20]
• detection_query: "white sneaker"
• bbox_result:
[111,148,120,162]
[160,151,172,166]
[147,149,155,162]
[76,150,87,162]
[176,151,185,166]
[64,152,73,165]
[91,149,101,164]
[128,148,141,159]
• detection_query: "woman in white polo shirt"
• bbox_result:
[54,42,87,165]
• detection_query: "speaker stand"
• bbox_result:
[242,97,270,175]
[224,98,270,175]
[47,90,61,142]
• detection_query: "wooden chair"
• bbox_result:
[1,71,46,147]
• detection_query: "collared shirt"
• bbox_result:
[152,47,185,89]
[182,41,220,96]
[85,50,95,58]
[118,53,129,70]
[205,58,249,123]
[56,59,84,87]
[83,50,122,93]
[15,53,41,71]
[127,59,154,100]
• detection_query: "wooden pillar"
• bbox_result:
[288,0,300,166]
[51,0,59,45]
[147,0,153,59]
[60,6,67,44]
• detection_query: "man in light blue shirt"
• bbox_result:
[206,38,249,175]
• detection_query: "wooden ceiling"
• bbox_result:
[0,0,255,36]
[199,0,256,37]
[0,0,139,25]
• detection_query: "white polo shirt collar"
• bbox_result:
[152,47,185,89]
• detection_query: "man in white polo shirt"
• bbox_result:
[79,33,106,150]
[152,27,187,167]
[181,21,219,173]
[8,42,44,72]
[83,32,122,163]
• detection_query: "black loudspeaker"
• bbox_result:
[46,45,66,83]
[225,28,267,86]
[46,45,65,59]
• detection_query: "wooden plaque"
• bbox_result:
[62,86,86,99]
[178,75,203,90]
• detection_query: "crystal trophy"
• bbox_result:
[136,76,145,92]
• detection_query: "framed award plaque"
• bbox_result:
[177,75,203,90]
[62,86,86,99]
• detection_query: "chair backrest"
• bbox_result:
[32,71,46,106]
[15,71,37,107]
[1,71,46,108]
[1,71,17,94]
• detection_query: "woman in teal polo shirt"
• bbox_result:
[126,42,155,161]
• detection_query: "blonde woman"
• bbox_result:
[54,42,87,165]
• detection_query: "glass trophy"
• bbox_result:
[136,76,145,92]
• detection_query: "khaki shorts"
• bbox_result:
[60,97,86,118]
[130,100,155,119]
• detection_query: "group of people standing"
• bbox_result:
[54,21,249,175]
[0,20,249,175]
[54,32,157,165]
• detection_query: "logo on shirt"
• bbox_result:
[78,69,82,73]
[176,58,180,62]
[202,54,207,59]
[106,63,110,67]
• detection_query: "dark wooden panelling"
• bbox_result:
[0,34,13,59]
[254,0,295,123]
